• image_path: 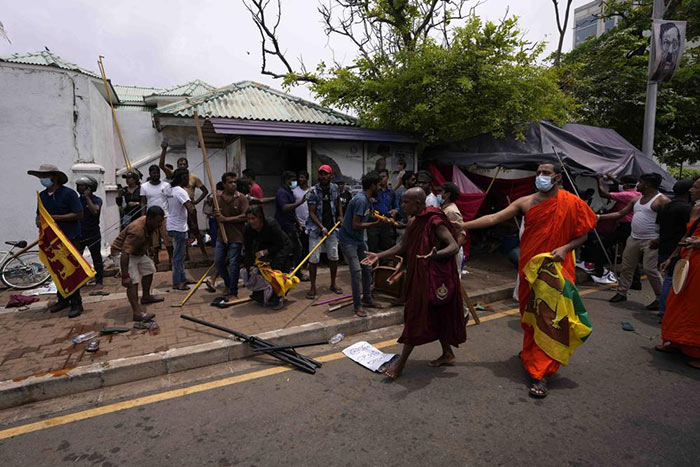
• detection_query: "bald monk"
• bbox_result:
[656,177,700,368]
[363,188,466,379]
[455,162,596,397]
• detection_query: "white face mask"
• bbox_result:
[535,175,554,192]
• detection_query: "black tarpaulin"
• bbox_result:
[423,121,675,192]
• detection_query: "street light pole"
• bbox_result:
[641,0,665,158]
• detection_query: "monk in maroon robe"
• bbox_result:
[363,188,466,379]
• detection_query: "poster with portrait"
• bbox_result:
[649,20,686,83]
[310,140,364,191]
[365,142,416,189]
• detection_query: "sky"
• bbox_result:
[0,0,590,102]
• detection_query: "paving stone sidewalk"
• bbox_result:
[0,247,516,382]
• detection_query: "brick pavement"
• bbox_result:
[0,246,515,382]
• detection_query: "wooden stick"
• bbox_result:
[313,294,352,306]
[460,283,480,324]
[193,110,228,244]
[9,239,39,261]
[484,166,502,196]
[174,263,216,308]
[97,56,131,171]
[289,221,341,278]
[328,299,353,312]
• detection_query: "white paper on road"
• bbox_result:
[343,341,397,373]
[21,281,57,296]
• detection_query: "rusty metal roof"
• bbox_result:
[0,50,101,78]
[154,81,356,126]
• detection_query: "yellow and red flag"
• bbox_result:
[37,192,95,297]
[255,259,300,297]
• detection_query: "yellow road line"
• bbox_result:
[0,283,611,441]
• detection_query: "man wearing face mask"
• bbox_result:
[453,162,597,398]
[28,164,85,318]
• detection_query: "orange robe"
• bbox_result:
[661,217,700,358]
[518,189,597,379]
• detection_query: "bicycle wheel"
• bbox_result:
[1,251,50,289]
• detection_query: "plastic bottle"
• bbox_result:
[72,331,99,344]
[328,333,345,345]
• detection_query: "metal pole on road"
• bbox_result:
[641,0,666,157]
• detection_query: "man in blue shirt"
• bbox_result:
[28,164,85,318]
[368,168,399,256]
[339,171,384,317]
[275,171,308,278]
[76,176,105,292]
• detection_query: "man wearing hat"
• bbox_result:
[305,165,343,299]
[75,175,105,292]
[28,164,85,317]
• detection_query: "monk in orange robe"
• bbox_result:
[458,162,596,397]
[656,178,700,368]
[363,188,465,379]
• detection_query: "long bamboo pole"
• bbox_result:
[289,221,341,278]
[484,166,502,196]
[193,110,228,244]
[172,263,216,308]
[97,56,131,171]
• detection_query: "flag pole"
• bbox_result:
[193,110,228,244]
[97,56,131,171]
[551,146,616,272]
[484,166,502,196]
[289,221,341,278]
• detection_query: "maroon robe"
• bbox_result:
[399,207,467,346]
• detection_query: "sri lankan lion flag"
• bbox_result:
[255,259,300,297]
[37,192,95,298]
[522,253,592,365]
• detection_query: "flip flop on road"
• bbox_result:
[306,290,316,300]
[329,286,344,295]
[361,300,383,309]
[140,296,164,305]
[529,378,548,398]
[204,278,217,293]
[655,343,681,354]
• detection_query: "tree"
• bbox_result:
[558,0,699,166]
[243,0,573,143]
[551,0,574,66]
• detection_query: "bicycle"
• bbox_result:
[0,240,51,289]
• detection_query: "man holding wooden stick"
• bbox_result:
[214,172,248,300]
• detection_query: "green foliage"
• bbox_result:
[666,166,700,180]
[309,16,573,144]
[559,1,700,166]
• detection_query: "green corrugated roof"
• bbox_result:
[152,79,215,97]
[0,50,101,78]
[154,81,356,126]
[114,84,163,103]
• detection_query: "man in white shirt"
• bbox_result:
[416,170,440,208]
[164,168,195,290]
[140,164,172,265]
[599,173,670,309]
[293,170,311,264]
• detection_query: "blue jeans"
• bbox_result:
[208,217,218,245]
[339,241,373,310]
[215,241,242,296]
[168,230,188,285]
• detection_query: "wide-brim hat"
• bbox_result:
[27,164,68,185]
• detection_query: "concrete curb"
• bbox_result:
[0,283,514,410]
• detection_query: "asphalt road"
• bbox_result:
[1,284,699,466]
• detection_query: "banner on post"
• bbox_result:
[649,20,686,83]
[36,192,95,298]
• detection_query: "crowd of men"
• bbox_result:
[28,151,700,395]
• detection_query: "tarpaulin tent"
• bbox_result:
[423,121,675,192]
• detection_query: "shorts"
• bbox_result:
[120,254,156,285]
[308,231,339,264]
